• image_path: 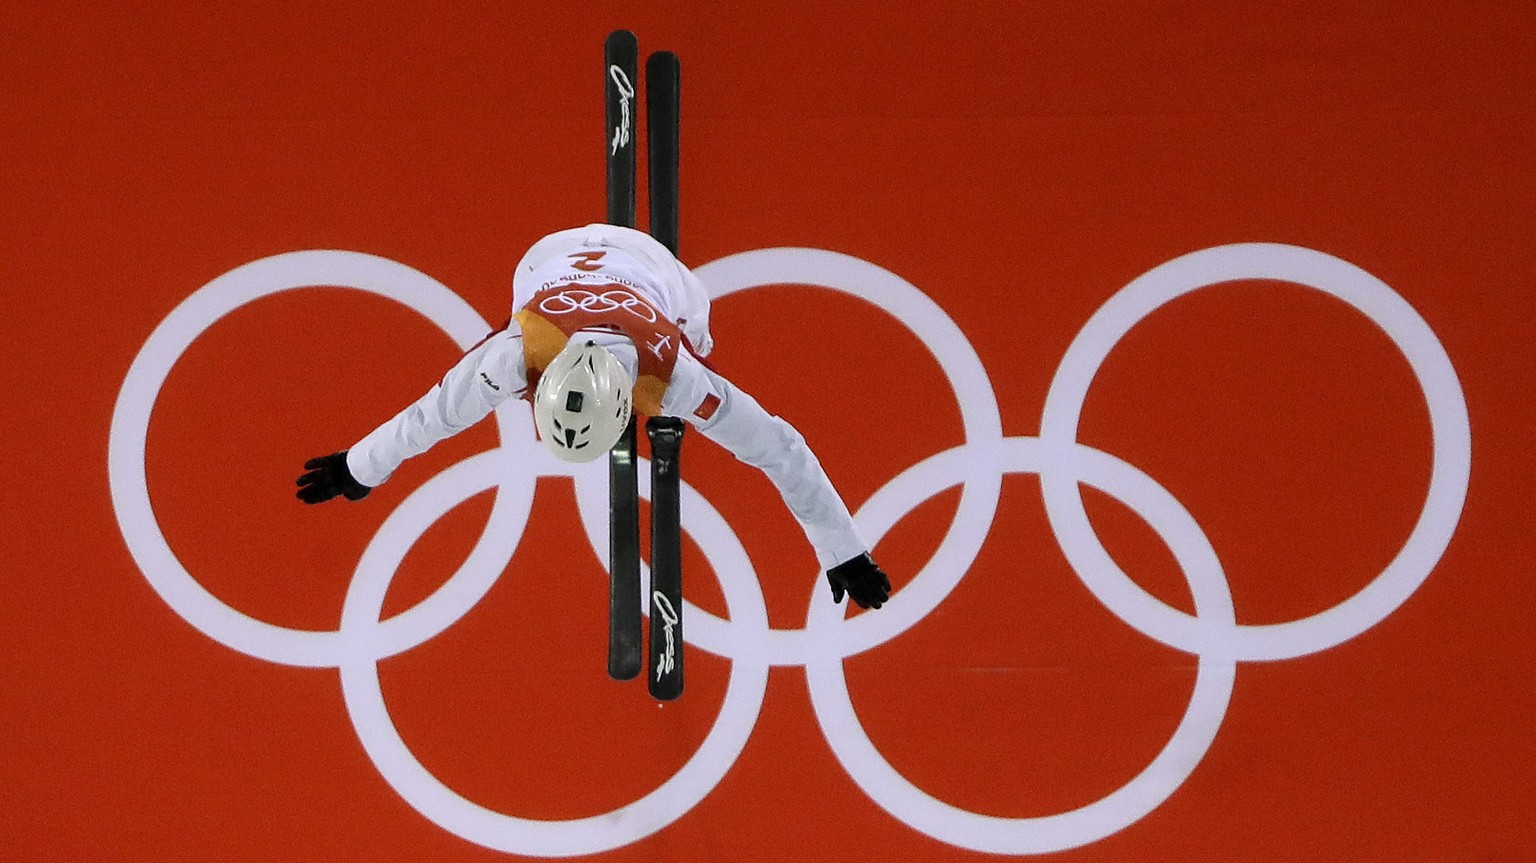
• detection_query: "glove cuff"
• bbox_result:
[337,450,372,500]
[828,551,874,576]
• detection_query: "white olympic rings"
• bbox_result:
[538,287,659,323]
[108,243,1469,857]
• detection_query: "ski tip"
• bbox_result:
[649,682,684,702]
[646,50,680,75]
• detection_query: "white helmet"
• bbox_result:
[533,340,633,462]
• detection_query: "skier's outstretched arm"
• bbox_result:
[672,359,892,609]
[296,326,526,504]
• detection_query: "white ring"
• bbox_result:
[106,250,522,666]
[337,447,771,857]
[696,249,1006,661]
[1038,243,1470,660]
[807,436,1237,854]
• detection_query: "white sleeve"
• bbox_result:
[346,327,527,487]
[668,356,867,570]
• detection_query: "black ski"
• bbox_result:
[644,48,684,700]
[604,28,642,682]
[647,50,681,256]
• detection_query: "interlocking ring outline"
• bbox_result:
[537,286,659,323]
[108,243,1469,857]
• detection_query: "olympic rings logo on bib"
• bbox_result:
[538,286,659,324]
[108,244,1469,857]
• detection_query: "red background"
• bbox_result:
[4,1,1533,860]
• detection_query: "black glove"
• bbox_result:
[826,552,892,609]
[295,451,372,504]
